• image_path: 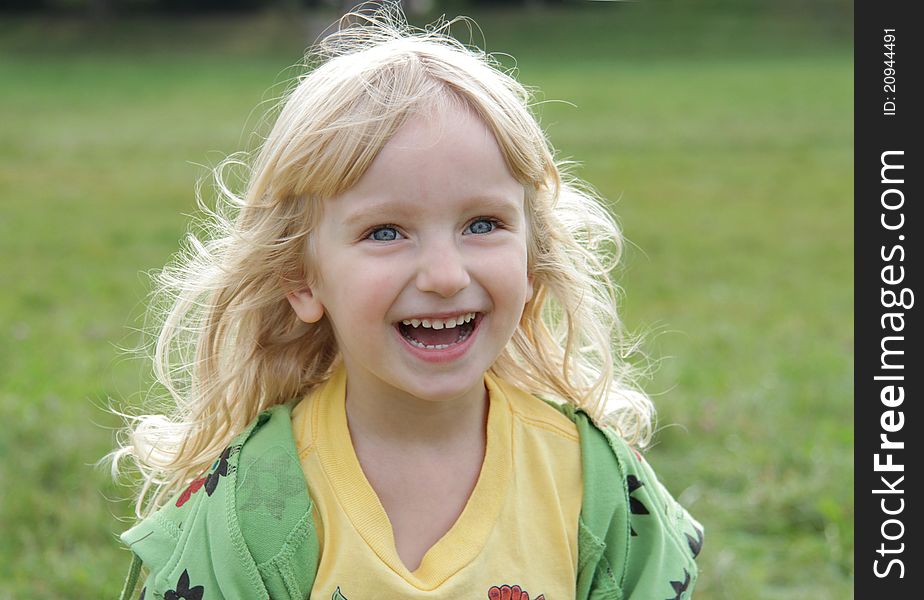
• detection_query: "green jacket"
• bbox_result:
[119,402,702,599]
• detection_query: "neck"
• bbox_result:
[342,372,489,453]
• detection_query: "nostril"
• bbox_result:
[415,260,471,296]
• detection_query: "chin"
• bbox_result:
[394,368,487,403]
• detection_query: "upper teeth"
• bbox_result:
[402,312,476,329]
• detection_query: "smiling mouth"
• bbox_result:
[396,314,480,350]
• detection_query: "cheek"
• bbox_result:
[479,245,532,305]
[323,262,399,327]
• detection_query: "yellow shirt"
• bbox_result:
[291,366,583,600]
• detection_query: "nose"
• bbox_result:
[415,240,471,298]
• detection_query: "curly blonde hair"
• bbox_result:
[112,8,654,517]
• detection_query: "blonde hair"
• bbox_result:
[112,8,654,516]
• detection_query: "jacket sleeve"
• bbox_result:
[118,439,269,600]
[570,405,703,600]
[118,404,316,600]
[599,428,703,599]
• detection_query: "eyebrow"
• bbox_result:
[341,200,415,228]
[341,194,523,228]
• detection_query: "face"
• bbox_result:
[287,102,533,406]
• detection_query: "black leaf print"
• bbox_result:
[165,569,204,600]
[627,474,649,515]
[665,569,690,600]
[205,446,232,496]
[686,526,704,558]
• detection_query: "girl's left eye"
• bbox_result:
[466,219,498,235]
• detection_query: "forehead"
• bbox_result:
[326,102,525,223]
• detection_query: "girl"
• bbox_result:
[114,8,702,600]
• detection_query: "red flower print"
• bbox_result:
[488,584,544,600]
[176,476,207,508]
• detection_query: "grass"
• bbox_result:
[0,2,852,597]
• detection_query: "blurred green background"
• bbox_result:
[0,0,852,597]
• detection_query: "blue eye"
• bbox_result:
[368,227,400,242]
[467,219,497,235]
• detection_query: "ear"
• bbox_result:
[286,287,325,324]
[525,274,535,304]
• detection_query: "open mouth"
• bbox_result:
[397,313,480,350]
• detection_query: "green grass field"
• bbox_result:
[0,2,852,597]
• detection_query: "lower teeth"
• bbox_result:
[408,340,451,349]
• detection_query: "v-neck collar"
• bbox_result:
[313,366,512,589]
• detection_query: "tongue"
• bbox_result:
[406,325,460,346]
